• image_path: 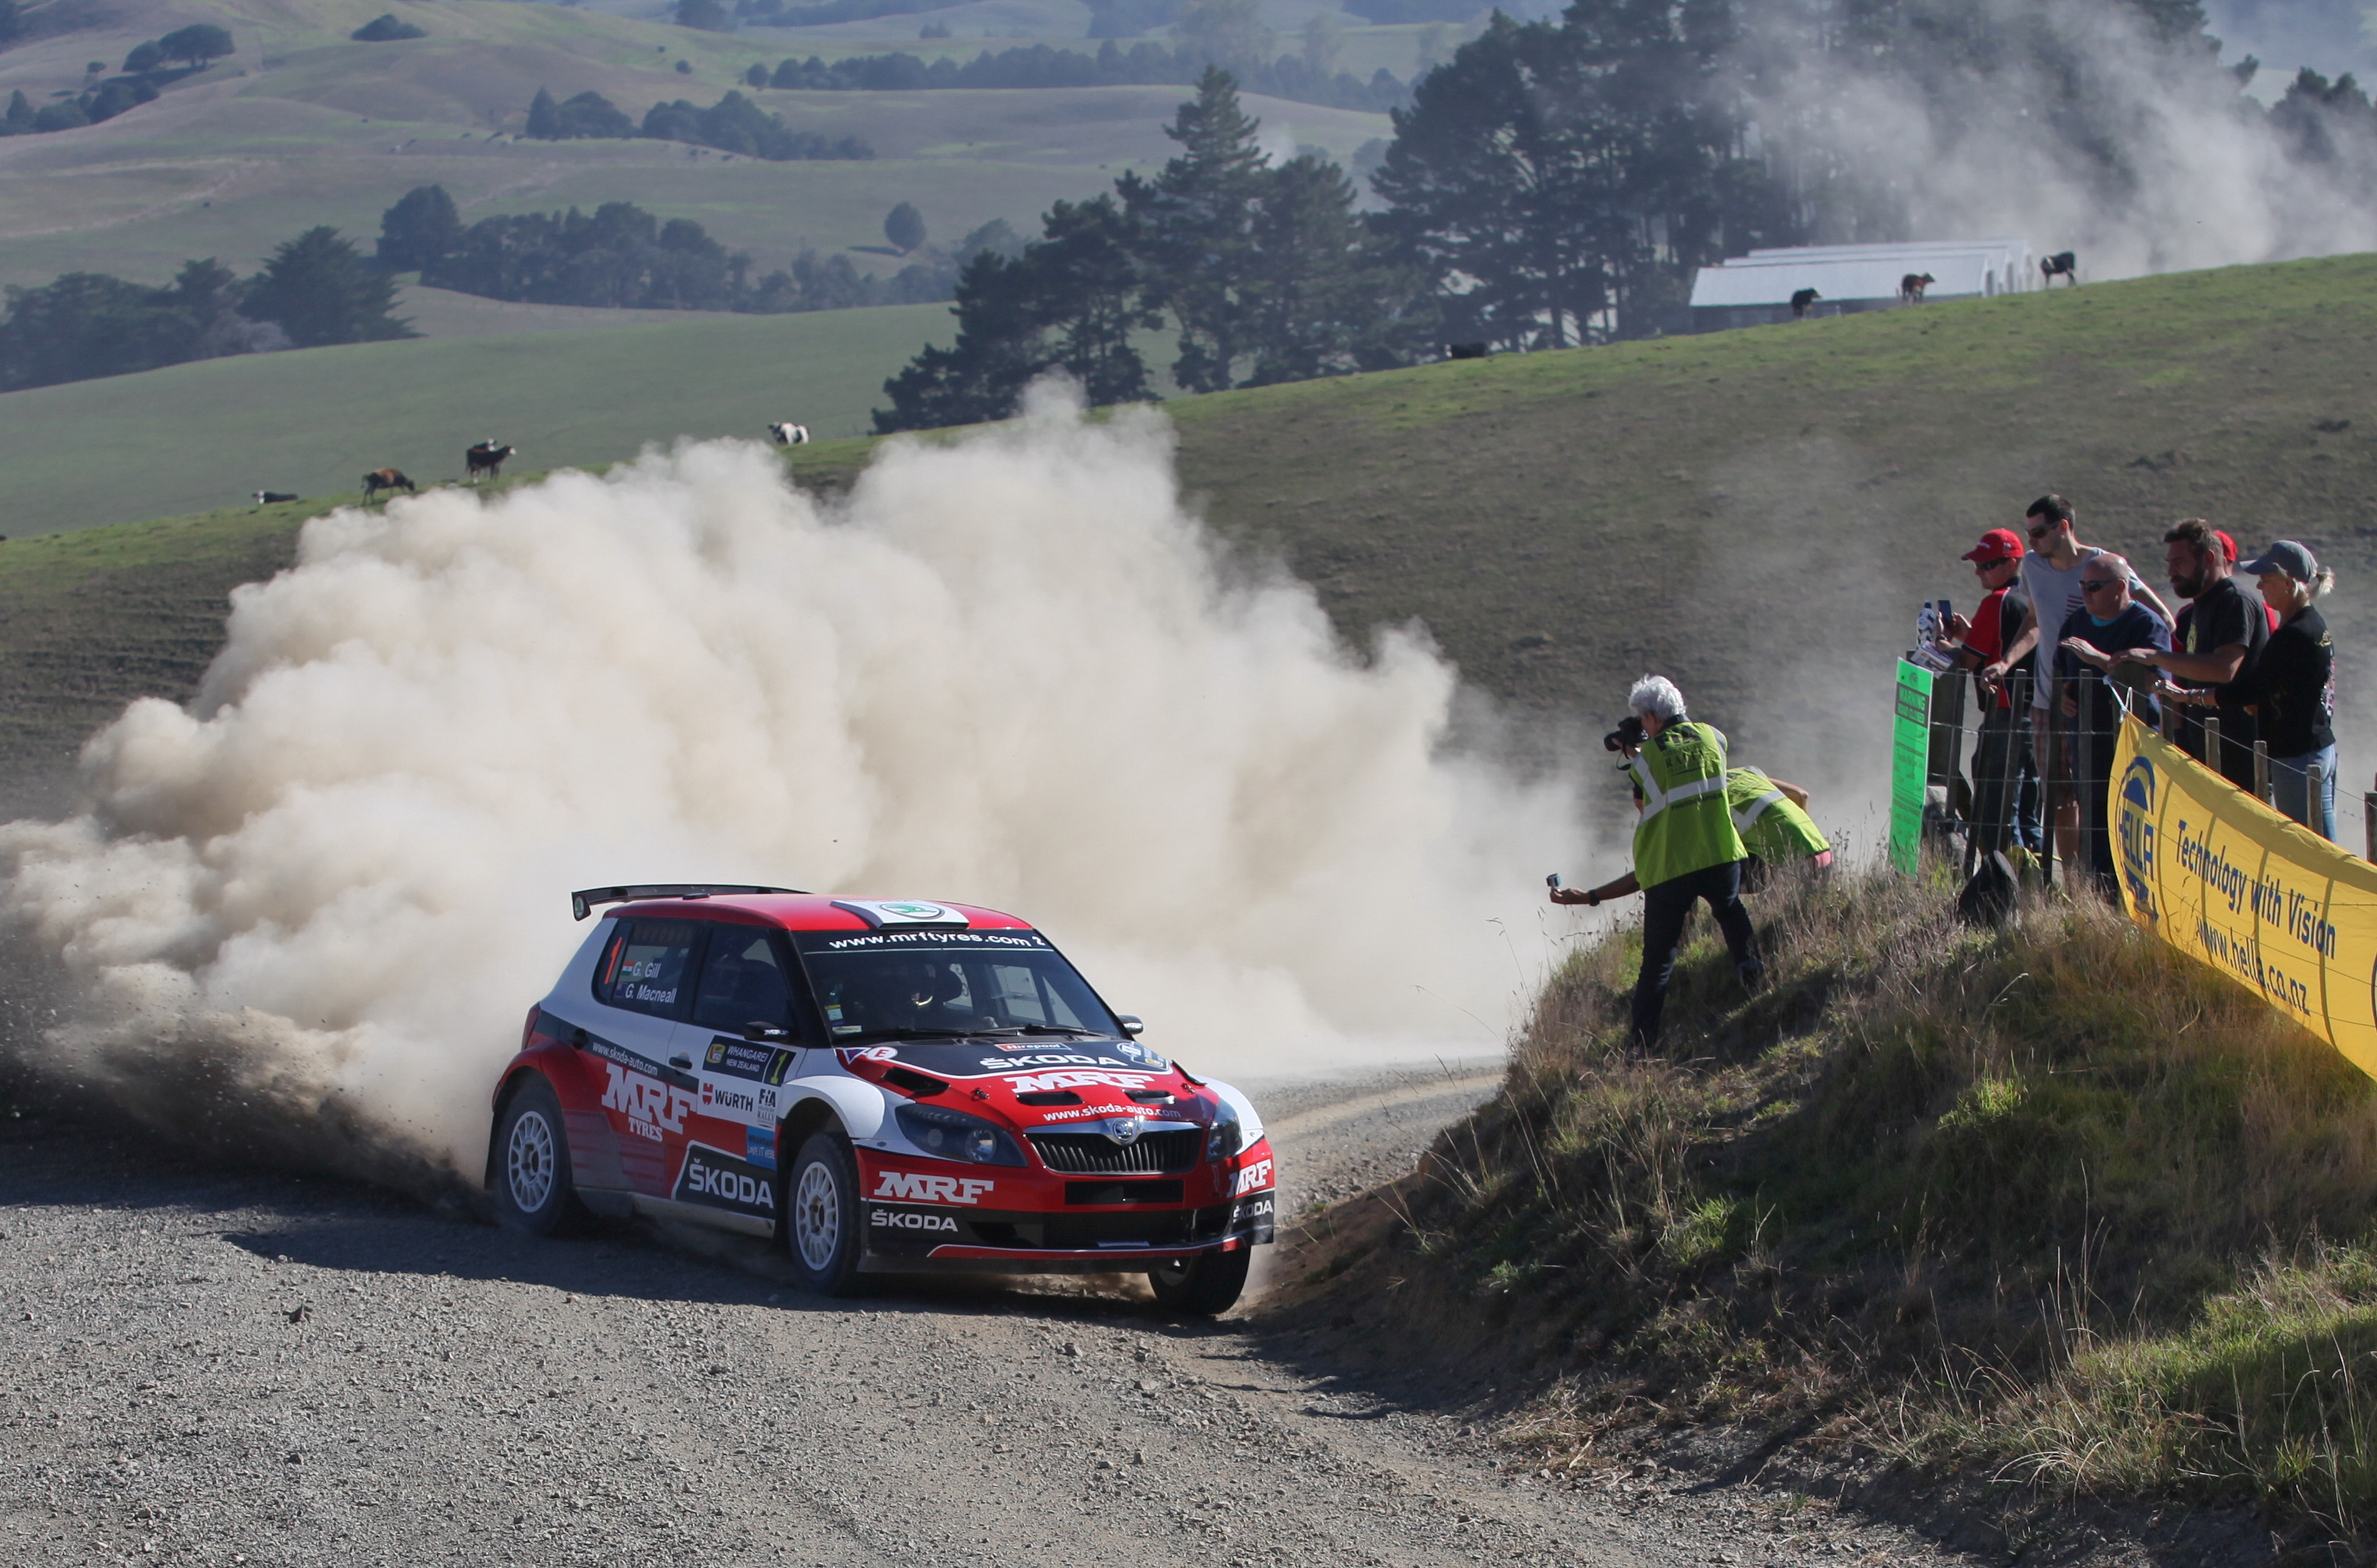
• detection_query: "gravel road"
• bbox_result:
[0,1060,2184,1568]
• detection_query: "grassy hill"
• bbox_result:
[1266,863,2377,1550]
[0,298,954,526]
[0,0,1396,293]
[11,252,2377,827]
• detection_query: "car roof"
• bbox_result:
[605,893,1034,933]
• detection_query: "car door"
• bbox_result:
[584,915,706,1197]
[677,925,805,1227]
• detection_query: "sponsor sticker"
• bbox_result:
[746,1125,777,1170]
[674,1144,776,1217]
[1231,1158,1275,1197]
[872,1170,998,1206]
[869,1206,960,1233]
[1005,1070,1156,1094]
[699,1079,763,1124]
[704,1038,790,1083]
[601,1062,697,1142]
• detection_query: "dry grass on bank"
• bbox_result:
[1275,862,2377,1543]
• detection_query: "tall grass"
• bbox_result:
[1391,861,2377,1539]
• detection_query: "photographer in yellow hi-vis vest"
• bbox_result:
[1550,675,1765,1049]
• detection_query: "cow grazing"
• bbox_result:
[1790,288,1821,319]
[361,468,416,501]
[767,422,810,446]
[466,441,516,483]
[253,491,299,505]
[1899,272,1936,303]
[1446,342,1490,361]
[2041,251,2078,286]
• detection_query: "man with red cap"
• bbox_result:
[1941,528,2041,855]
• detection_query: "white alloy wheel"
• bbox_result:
[506,1107,557,1214]
[792,1158,842,1271]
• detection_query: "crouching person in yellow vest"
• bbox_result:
[1727,768,1833,890]
[1550,675,1765,1050]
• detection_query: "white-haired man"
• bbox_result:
[1551,675,1763,1048]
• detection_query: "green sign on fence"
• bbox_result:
[1890,658,1934,877]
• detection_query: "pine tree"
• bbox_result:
[2,90,33,135]
[244,228,415,348]
[526,86,560,139]
[874,195,1154,431]
[1117,66,1268,392]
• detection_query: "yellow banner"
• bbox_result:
[2113,715,2377,1080]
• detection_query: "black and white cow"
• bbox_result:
[254,491,300,505]
[466,441,516,482]
[768,422,811,446]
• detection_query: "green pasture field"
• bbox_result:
[0,0,1392,292]
[0,298,953,526]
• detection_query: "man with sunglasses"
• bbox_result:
[1978,495,2171,882]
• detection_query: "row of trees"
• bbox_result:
[521,86,873,160]
[754,39,1408,114]
[881,0,2377,430]
[375,186,1017,313]
[0,230,410,393]
[876,69,1428,430]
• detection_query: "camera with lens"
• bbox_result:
[1602,715,1646,753]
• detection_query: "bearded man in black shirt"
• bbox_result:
[2118,518,2267,790]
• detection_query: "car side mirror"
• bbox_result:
[744,1022,791,1042]
[1116,1015,1144,1037]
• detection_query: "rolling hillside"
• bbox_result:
[0,298,954,525]
[0,0,1398,293]
[10,254,2377,833]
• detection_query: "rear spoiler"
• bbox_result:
[571,884,807,920]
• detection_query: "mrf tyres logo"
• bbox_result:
[674,1145,776,1217]
[2116,754,2158,920]
[602,1063,697,1142]
[1232,1158,1275,1197]
[874,1170,998,1206]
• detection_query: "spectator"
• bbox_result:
[1726,768,1832,888]
[1984,495,2171,880]
[2118,518,2266,791]
[2057,554,2171,888]
[2231,541,2338,838]
[2213,530,2278,633]
[1941,527,2041,856]
[1549,675,1762,1049]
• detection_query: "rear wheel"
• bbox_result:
[491,1077,575,1236]
[1147,1247,1251,1315]
[786,1130,864,1297]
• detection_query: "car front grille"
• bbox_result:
[1026,1128,1201,1175]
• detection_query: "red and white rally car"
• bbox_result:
[486,885,1277,1314]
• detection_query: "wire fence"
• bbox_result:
[1910,661,2371,881]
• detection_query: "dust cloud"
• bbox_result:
[0,386,1586,1183]
[1745,0,2377,278]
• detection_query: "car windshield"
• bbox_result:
[794,929,1117,1042]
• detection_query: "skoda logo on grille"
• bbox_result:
[1103,1115,1144,1147]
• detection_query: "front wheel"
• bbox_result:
[1147,1247,1251,1315]
[491,1077,576,1236]
[785,1130,864,1297]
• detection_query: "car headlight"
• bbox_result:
[1206,1100,1243,1162]
[895,1102,1026,1167]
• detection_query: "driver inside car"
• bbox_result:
[840,961,976,1035]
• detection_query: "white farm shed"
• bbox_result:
[1688,239,2036,331]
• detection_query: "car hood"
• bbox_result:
[836,1037,1218,1133]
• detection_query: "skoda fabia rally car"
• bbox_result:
[486,885,1276,1313]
